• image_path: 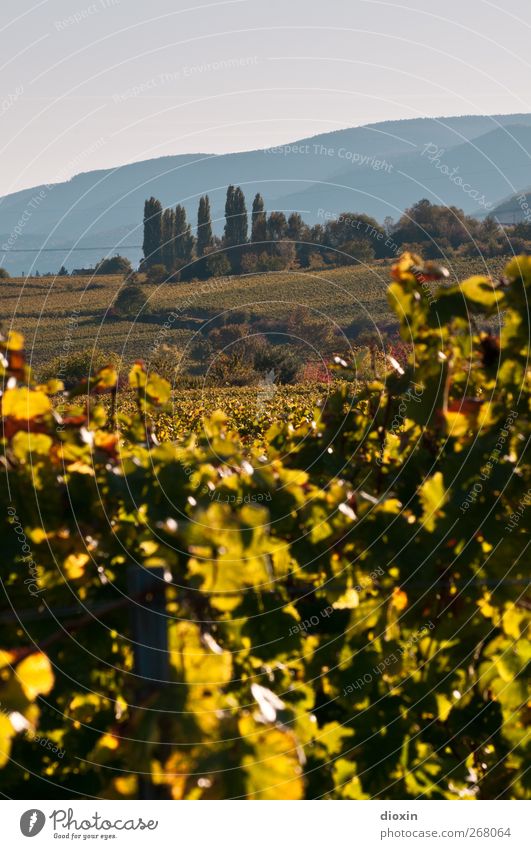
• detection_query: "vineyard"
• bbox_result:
[0,253,528,800]
[131,384,327,443]
[3,257,507,367]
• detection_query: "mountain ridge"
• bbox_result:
[2,112,531,274]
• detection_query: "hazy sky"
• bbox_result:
[2,0,531,195]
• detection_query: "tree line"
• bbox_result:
[141,189,531,282]
[3,192,527,282]
[5,192,526,282]
[141,188,333,279]
[141,187,396,280]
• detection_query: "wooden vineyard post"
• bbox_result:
[127,564,169,799]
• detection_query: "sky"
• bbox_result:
[2,0,531,195]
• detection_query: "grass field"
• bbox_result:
[2,256,507,371]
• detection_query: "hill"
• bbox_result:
[3,257,506,370]
[2,113,531,275]
[278,124,531,224]
[3,265,394,367]
[488,188,531,224]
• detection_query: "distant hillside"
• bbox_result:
[1,113,531,275]
[4,257,507,367]
[488,189,531,224]
[278,123,531,224]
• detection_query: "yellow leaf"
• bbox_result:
[435,693,453,722]
[29,527,48,544]
[419,471,448,531]
[94,366,118,392]
[11,432,52,461]
[333,588,359,610]
[460,275,500,309]
[501,604,528,640]
[128,361,147,390]
[146,374,171,406]
[0,714,15,768]
[0,650,15,670]
[44,378,64,394]
[99,733,119,750]
[64,553,90,579]
[113,776,138,797]
[16,652,54,701]
[376,497,403,514]
[391,251,423,283]
[392,588,408,612]
[239,716,304,800]
[170,622,232,686]
[505,255,531,286]
[477,592,496,619]
[2,387,51,421]
[4,330,25,352]
[443,409,475,438]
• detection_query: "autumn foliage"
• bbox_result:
[0,254,528,799]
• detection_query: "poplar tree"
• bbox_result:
[251,193,267,245]
[197,195,214,257]
[142,197,163,267]
[174,204,195,266]
[224,185,248,272]
[224,185,248,246]
[161,208,176,271]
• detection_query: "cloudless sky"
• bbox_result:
[2,0,530,194]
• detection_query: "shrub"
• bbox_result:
[208,349,258,385]
[145,264,168,285]
[204,252,231,278]
[147,344,188,386]
[38,347,122,389]
[253,342,303,384]
[341,238,376,264]
[112,283,147,317]
[240,252,259,274]
[95,255,133,276]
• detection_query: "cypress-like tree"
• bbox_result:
[234,186,248,246]
[224,185,248,272]
[251,193,267,245]
[174,204,195,266]
[142,197,163,267]
[161,208,176,271]
[196,195,214,257]
[223,185,236,246]
[224,185,248,247]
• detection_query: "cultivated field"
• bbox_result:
[1,256,507,371]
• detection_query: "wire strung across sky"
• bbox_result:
[1,245,142,252]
